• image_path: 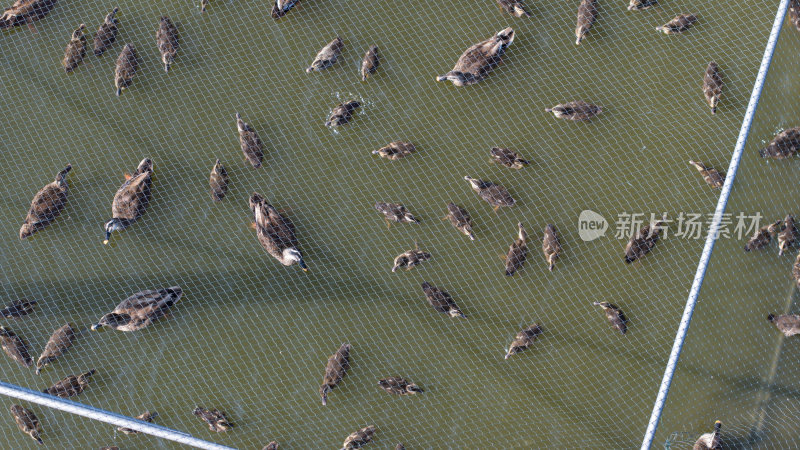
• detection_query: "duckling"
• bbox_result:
[544,101,602,121]
[193,407,233,432]
[35,323,75,374]
[320,343,350,405]
[505,222,527,276]
[689,160,725,189]
[209,159,229,201]
[341,425,375,450]
[114,43,138,96]
[0,0,57,30]
[263,442,279,450]
[271,0,298,18]
[627,0,656,10]
[504,323,542,359]
[19,164,71,240]
[767,313,800,337]
[702,62,723,114]
[421,282,466,318]
[374,202,419,228]
[325,100,360,127]
[378,377,423,395]
[156,16,179,73]
[0,326,32,368]
[575,0,598,45]
[249,193,308,270]
[744,220,781,251]
[794,252,800,288]
[791,0,800,32]
[0,299,37,318]
[306,37,343,72]
[93,8,118,56]
[90,286,183,331]
[10,404,42,444]
[624,215,666,263]
[117,411,158,434]
[759,127,800,159]
[236,113,264,168]
[464,176,515,212]
[391,245,431,272]
[444,203,475,240]
[436,27,514,86]
[693,420,722,450]
[62,24,86,72]
[496,0,529,17]
[361,45,379,81]
[372,141,414,160]
[780,215,800,256]
[593,302,627,334]
[43,369,96,398]
[542,224,561,271]
[656,13,697,34]
[103,158,153,244]
[490,147,529,169]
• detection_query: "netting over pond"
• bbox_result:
[0,0,793,448]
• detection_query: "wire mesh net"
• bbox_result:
[0,0,786,448]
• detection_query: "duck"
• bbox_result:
[421,282,466,318]
[0,326,32,368]
[490,147,529,169]
[505,222,528,276]
[62,24,86,72]
[627,0,657,10]
[392,244,431,272]
[779,215,799,256]
[306,37,343,72]
[93,8,119,56]
[156,16,179,72]
[114,43,138,95]
[103,158,153,244]
[361,45,379,81]
[372,141,414,160]
[624,215,666,263]
[689,160,725,189]
[341,425,375,450]
[10,404,42,444]
[544,101,601,121]
[703,62,723,114]
[496,0,529,17]
[43,369,96,398]
[19,164,71,240]
[0,299,37,318]
[117,411,158,434]
[575,0,598,45]
[320,343,350,405]
[35,323,75,374]
[271,0,298,18]
[593,302,627,334]
[249,193,308,270]
[791,0,800,32]
[436,27,514,86]
[378,377,423,395]
[374,202,419,228]
[263,442,279,450]
[209,159,229,201]
[759,127,800,159]
[236,113,264,168]
[90,286,183,331]
[325,101,360,127]
[444,203,475,240]
[656,13,697,34]
[743,220,780,251]
[693,420,722,450]
[504,323,542,359]
[0,0,57,30]
[193,408,233,432]
[767,313,800,337]
[464,176,515,211]
[542,224,561,271]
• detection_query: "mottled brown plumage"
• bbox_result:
[91,287,183,332]
[545,101,602,121]
[103,158,152,244]
[209,159,229,201]
[250,193,307,270]
[0,0,57,29]
[0,299,37,318]
[19,164,70,239]
[744,220,780,252]
[575,0,598,44]
[505,323,542,359]
[325,101,360,127]
[436,27,514,86]
[693,421,722,450]
[627,0,656,10]
[496,0,529,17]
[374,202,419,228]
[464,176,515,211]
[656,13,696,34]
[306,37,343,72]
[392,246,431,272]
[505,222,527,276]
[341,425,375,450]
[794,252,800,288]
[193,407,233,432]
[93,8,118,56]
[361,45,379,81]
[114,43,138,95]
[117,411,158,434]
[320,343,350,406]
[542,224,561,271]
[62,24,86,72]
[43,369,95,398]
[156,16,179,72]
[703,62,723,114]
[378,377,423,395]
[35,323,75,374]
[372,141,414,160]
[689,160,725,189]
[421,282,465,318]
[779,215,799,256]
[593,302,627,335]
[10,404,42,444]
[790,0,800,32]
[490,147,529,169]
[759,127,800,159]
[236,113,264,168]
[624,215,666,263]
[0,326,32,368]
[444,203,475,240]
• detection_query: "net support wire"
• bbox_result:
[640,0,791,448]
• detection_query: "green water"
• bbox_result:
[0,0,782,448]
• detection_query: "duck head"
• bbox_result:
[91,312,131,331]
[436,71,468,86]
[103,218,126,244]
[72,24,85,40]
[283,248,308,271]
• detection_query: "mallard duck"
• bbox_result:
[490,147,528,169]
[496,0,529,17]
[19,164,71,240]
[209,159,229,201]
[271,0,298,18]
[504,323,542,359]
[250,193,308,270]
[628,0,656,10]
[306,37,343,72]
[156,16,179,72]
[114,43,138,95]
[341,425,375,450]
[235,113,264,168]
[693,420,722,450]
[374,202,419,228]
[444,203,475,240]
[372,141,414,160]
[361,45,379,81]
[593,302,627,334]
[0,326,32,368]
[767,313,800,336]
[63,24,86,72]
[391,245,431,272]
[93,8,118,56]
[505,222,527,276]
[759,127,800,159]
[0,299,37,318]
[542,224,561,271]
[794,252,800,288]
[43,369,95,398]
[91,287,182,331]
[103,158,153,244]
[262,442,279,450]
[378,377,423,395]
[117,411,158,434]
[744,220,781,251]
[545,101,601,121]
[790,0,800,32]
[421,282,466,318]
[575,0,598,44]
[689,160,725,189]
[35,323,74,374]
[436,27,514,86]
[464,176,515,211]
[624,215,666,263]
[656,13,696,34]
[10,404,42,444]
[320,343,350,405]
[779,215,800,256]
[193,407,233,432]
[0,0,57,29]
[703,62,723,114]
[325,101,360,127]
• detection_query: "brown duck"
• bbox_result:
[35,323,75,374]
[744,220,780,251]
[93,7,118,56]
[156,16,179,72]
[575,0,598,45]
[271,0,298,18]
[91,287,183,331]
[624,215,666,263]
[306,37,343,72]
[392,244,431,272]
[0,0,57,29]
[542,224,561,271]
[62,24,86,72]
[693,420,722,450]
[0,326,32,368]
[117,411,158,434]
[325,101,360,127]
[444,203,475,240]
[628,0,657,10]
[378,377,423,395]
[103,158,153,244]
[656,13,697,34]
[759,127,800,159]
[19,164,71,239]
[421,282,466,318]
[436,27,514,86]
[703,62,723,114]
[236,113,264,168]
[779,215,799,256]
[250,193,308,270]
[504,323,542,359]
[341,425,375,450]
[490,147,529,169]
[505,222,527,276]
[209,159,229,201]
[320,343,350,405]
[43,369,95,398]
[791,0,800,33]
[464,176,515,211]
[114,43,138,95]
[496,0,529,17]
[374,202,419,228]
[361,45,379,81]
[545,101,601,121]
[0,299,37,318]
[767,313,800,337]
[372,141,414,160]
[10,404,42,444]
[593,302,627,334]
[193,408,233,432]
[689,160,725,188]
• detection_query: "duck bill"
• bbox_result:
[299,259,309,272]
[90,323,105,331]
[103,230,111,245]
[321,393,327,406]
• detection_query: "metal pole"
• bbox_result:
[640,1,790,448]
